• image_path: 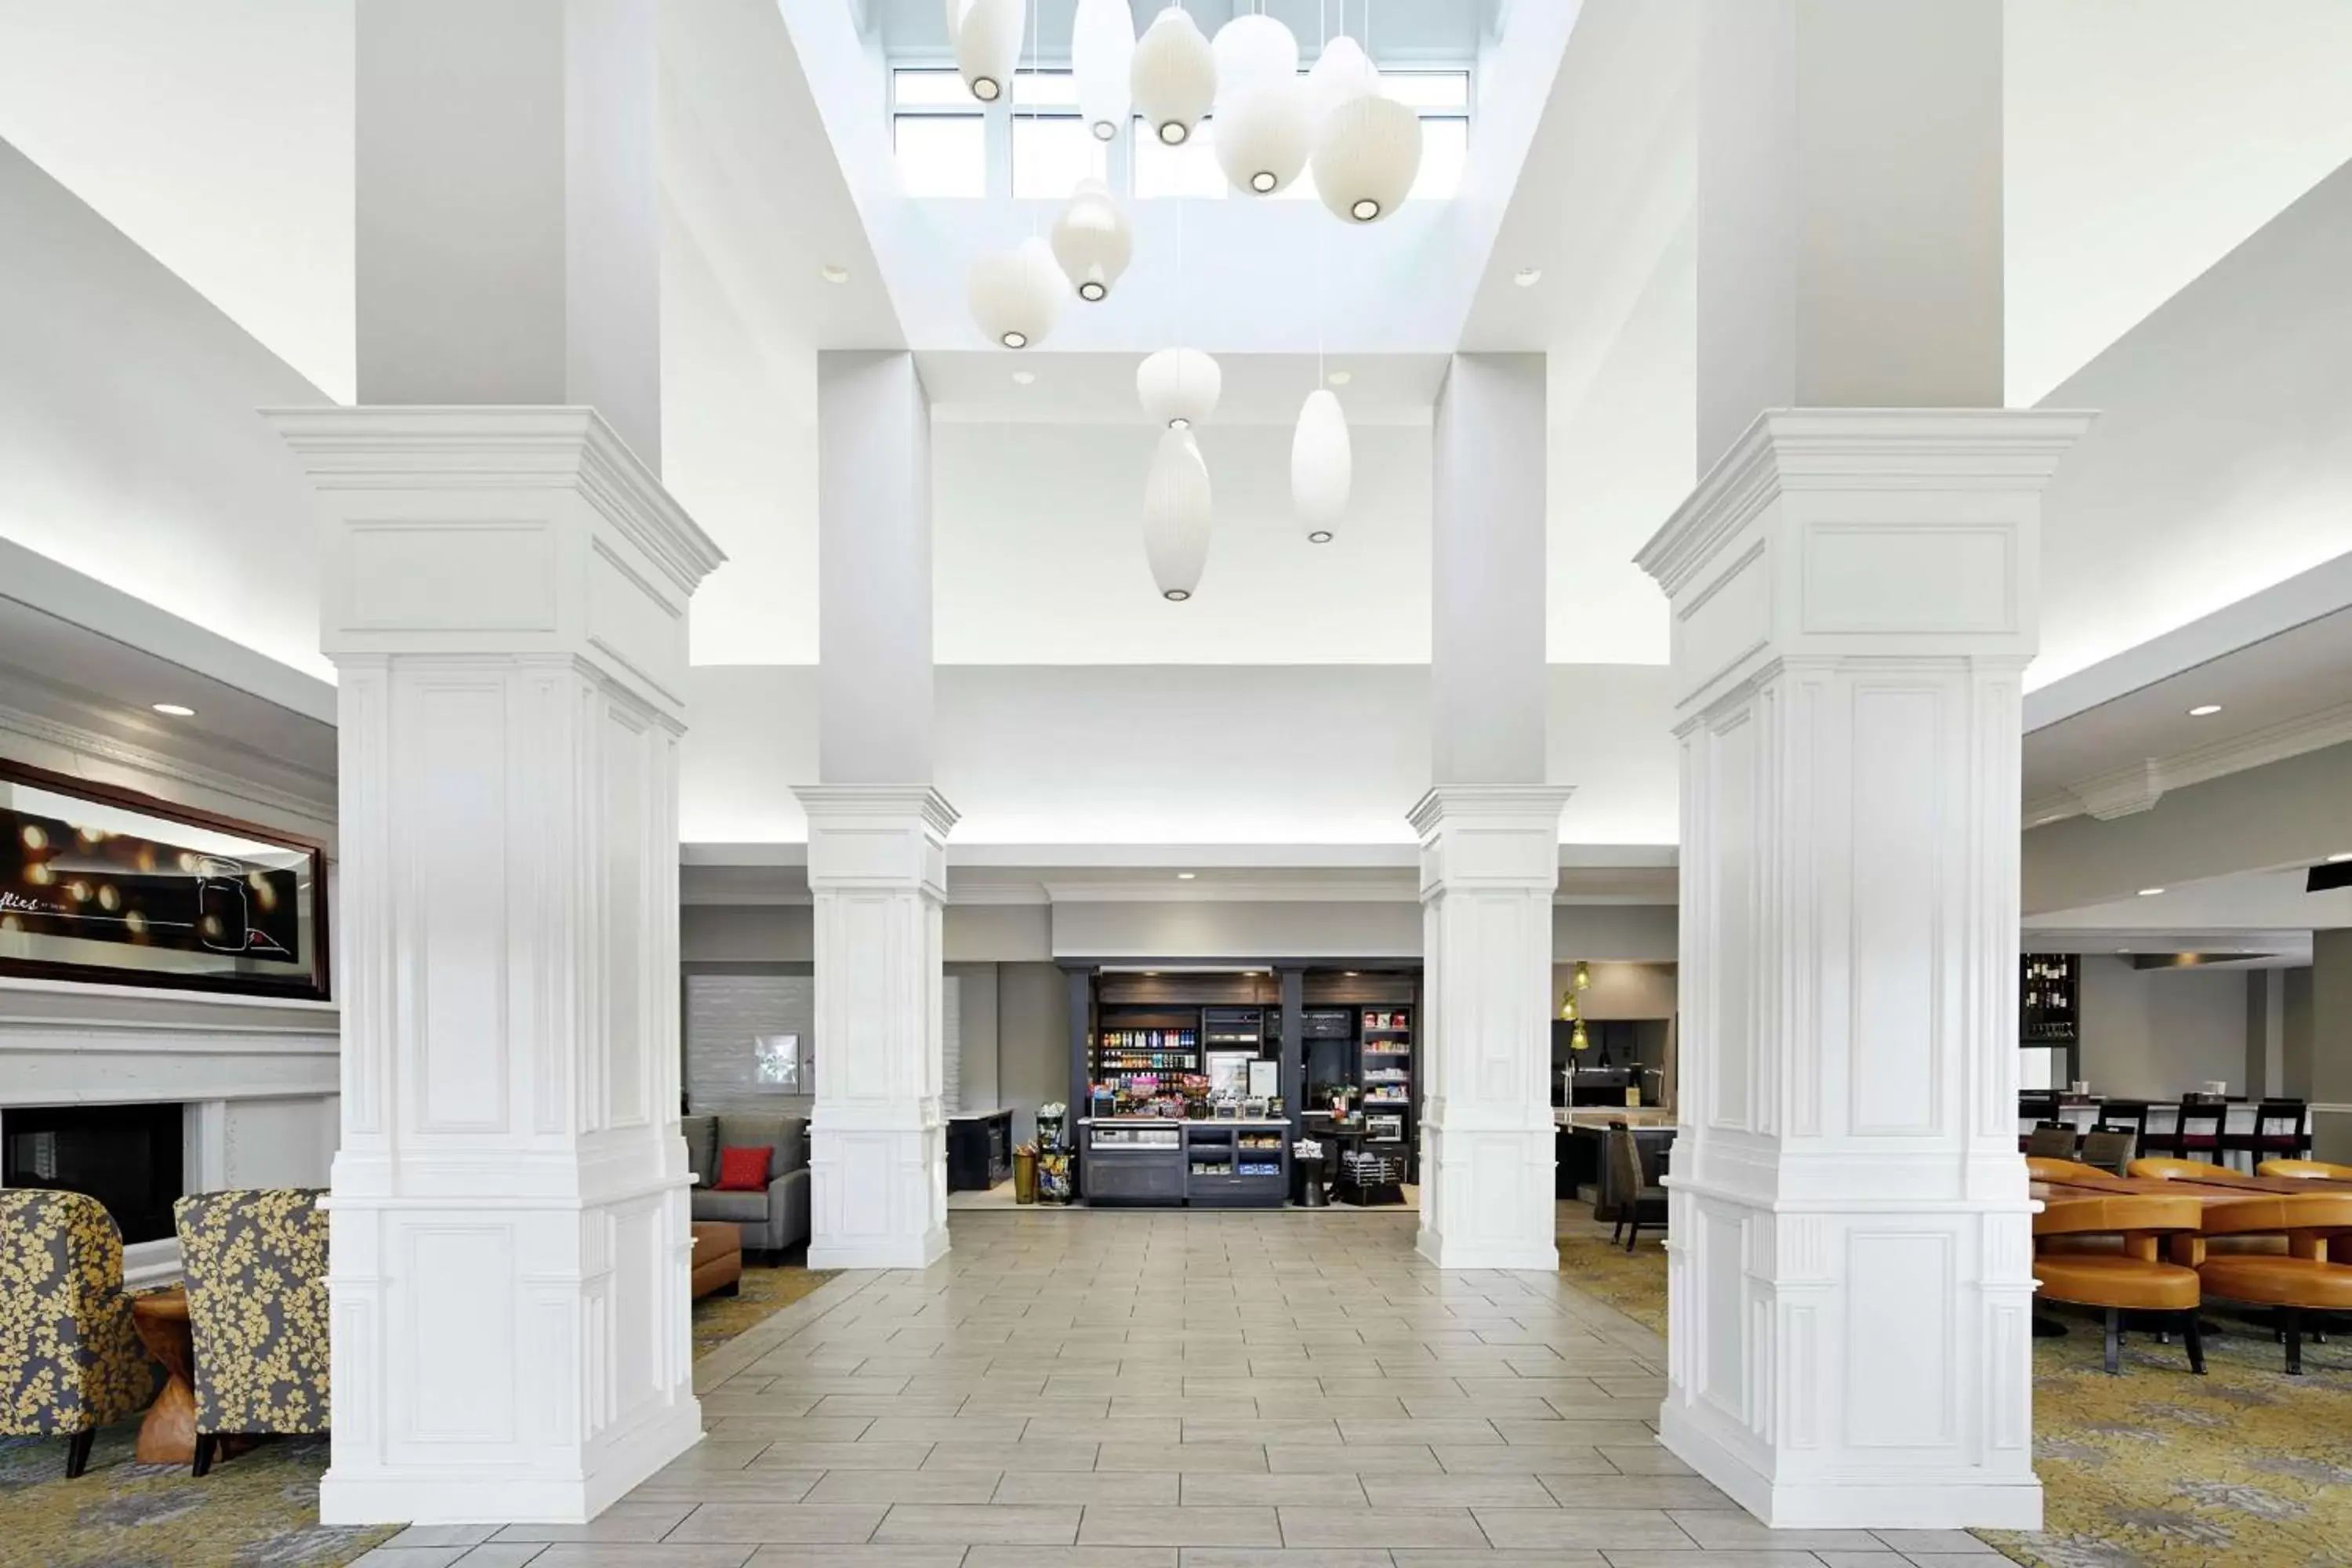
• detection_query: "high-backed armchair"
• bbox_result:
[681,1113,810,1258]
[0,1189,161,1477]
[174,1189,330,1475]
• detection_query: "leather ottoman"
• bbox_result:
[691,1221,743,1300]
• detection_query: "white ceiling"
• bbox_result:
[920,350,1446,425]
[2024,864,2352,967]
[867,0,1501,59]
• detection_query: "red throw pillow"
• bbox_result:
[713,1145,771,1192]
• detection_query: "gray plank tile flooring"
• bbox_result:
[356,1208,1995,1567]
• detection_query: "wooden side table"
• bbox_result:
[129,1287,197,1464]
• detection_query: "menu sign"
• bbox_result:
[0,760,326,999]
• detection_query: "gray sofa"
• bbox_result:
[681,1112,810,1260]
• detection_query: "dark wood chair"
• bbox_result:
[1601,1122,1668,1251]
[2167,1097,2226,1162]
[2018,1091,2063,1152]
[2080,1128,2136,1175]
[2098,1100,2151,1150]
[2223,1098,2310,1172]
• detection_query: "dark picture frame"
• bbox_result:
[0,757,330,1001]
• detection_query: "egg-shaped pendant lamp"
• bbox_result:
[1131,6,1217,147]
[1051,180,1133,301]
[949,0,1025,103]
[1305,34,1380,121]
[1073,0,1136,141]
[1291,388,1351,537]
[1212,13,1298,106]
[1137,347,1221,430]
[1144,430,1212,601]
[1214,79,1312,194]
[967,237,1062,349]
[1312,93,1422,223]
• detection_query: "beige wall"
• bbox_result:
[1551,960,1677,1021]
[2074,956,2252,1100]
[996,961,1072,1146]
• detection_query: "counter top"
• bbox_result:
[1077,1116,1291,1129]
[1555,1108,1677,1130]
[946,1107,1011,1121]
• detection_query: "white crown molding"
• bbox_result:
[2027,696,2352,828]
[0,692,336,828]
[264,405,726,594]
[1637,407,2096,596]
[1040,877,1420,905]
[792,783,960,838]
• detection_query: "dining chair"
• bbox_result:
[2168,1097,2226,1162]
[2225,1099,2312,1172]
[2080,1129,2136,1175]
[2026,1125,2081,1160]
[1603,1122,1667,1252]
[2031,1193,2206,1374]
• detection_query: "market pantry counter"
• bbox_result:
[1077,1116,1290,1207]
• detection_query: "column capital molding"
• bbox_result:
[1411,786,1573,898]
[793,785,957,895]
[266,405,724,596]
[1408,784,1577,837]
[1635,407,2095,719]
[793,784,960,839]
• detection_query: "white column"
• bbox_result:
[1414,352,1570,1272]
[274,408,722,1523]
[796,350,953,1269]
[1645,0,2089,1529]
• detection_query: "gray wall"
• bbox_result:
[2284,964,2315,1099]
[2312,931,2352,1162]
[947,962,1000,1111]
[682,904,813,964]
[684,969,814,1118]
[996,961,1072,1146]
[2074,956,2253,1100]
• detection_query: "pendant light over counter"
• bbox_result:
[1144,430,1212,601]
[1051,180,1132,302]
[1072,0,1135,141]
[1291,388,1351,541]
[1137,348,1221,431]
[1131,5,1217,146]
[946,0,1024,103]
[1312,91,1421,223]
[967,237,1062,349]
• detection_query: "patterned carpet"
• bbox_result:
[0,1264,837,1568]
[1555,1227,2352,1568]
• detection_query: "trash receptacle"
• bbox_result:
[1013,1144,1039,1204]
[1295,1145,1327,1208]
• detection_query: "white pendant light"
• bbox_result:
[1292,388,1351,538]
[1051,180,1133,301]
[1072,0,1135,141]
[1305,34,1381,121]
[1137,347,1221,430]
[1144,430,1211,601]
[947,0,1024,103]
[1312,93,1421,223]
[1214,79,1312,194]
[1131,6,1217,147]
[1212,13,1298,107]
[967,237,1062,349]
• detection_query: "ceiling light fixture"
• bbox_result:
[1312,91,1422,223]
[967,237,1062,350]
[1305,34,1379,121]
[1073,0,1135,141]
[1131,6,1216,146]
[1176,871,1196,880]
[948,0,1024,103]
[150,702,195,717]
[1051,179,1133,302]
[2328,852,2352,863]
[1514,267,1541,287]
[1143,430,1211,601]
[1011,370,1035,384]
[1327,368,1352,387]
[1307,530,1334,544]
[2138,887,2165,897]
[1138,347,1221,430]
[1213,13,1297,100]
[1292,387,1351,542]
[2187,703,2222,717]
[821,263,850,284]
[1215,80,1312,194]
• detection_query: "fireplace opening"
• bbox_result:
[2,1102,185,1244]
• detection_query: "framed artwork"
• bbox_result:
[0,757,329,1000]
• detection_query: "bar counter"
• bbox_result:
[1077,1117,1292,1207]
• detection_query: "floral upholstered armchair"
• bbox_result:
[0,1189,162,1477]
[173,1189,330,1475]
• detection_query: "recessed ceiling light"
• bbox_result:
[1327,369,1352,387]
[821,263,850,284]
[2116,946,2131,953]
[2138,887,2165,897]
[2328,852,2352,863]
[2034,814,2064,826]
[1343,971,1359,977]
[1307,530,1334,544]
[1514,267,1541,287]
[1175,871,1196,880]
[2187,703,2221,717]
[1011,370,1036,385]
[151,702,195,717]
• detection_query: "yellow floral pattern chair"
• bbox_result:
[173,1188,329,1476]
[0,1189,161,1477]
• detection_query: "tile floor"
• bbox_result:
[355,1209,1998,1568]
